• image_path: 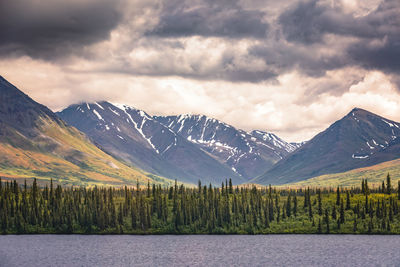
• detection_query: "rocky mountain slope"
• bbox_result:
[253,108,400,185]
[155,115,302,178]
[58,102,246,185]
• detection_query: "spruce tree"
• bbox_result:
[361,179,365,195]
[324,209,330,234]
[198,180,202,195]
[286,193,292,218]
[332,205,337,220]
[229,179,233,194]
[340,200,345,224]
[131,204,137,229]
[346,191,351,210]
[304,188,309,209]
[386,173,392,194]
[118,203,123,226]
[398,180,400,200]
[317,189,322,216]
[308,201,313,220]
[336,186,340,205]
[317,219,322,234]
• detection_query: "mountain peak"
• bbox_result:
[351,107,361,112]
[0,75,61,132]
[342,107,381,123]
[110,102,139,112]
[254,107,400,185]
[348,107,377,117]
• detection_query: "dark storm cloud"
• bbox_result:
[248,42,347,78]
[279,0,328,44]
[0,0,122,60]
[346,0,400,72]
[2,0,400,141]
[349,36,400,72]
[279,0,400,73]
[0,0,399,84]
[143,0,400,81]
[149,0,269,38]
[279,0,394,43]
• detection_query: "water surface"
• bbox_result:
[0,235,399,266]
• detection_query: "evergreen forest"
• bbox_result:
[1,174,400,234]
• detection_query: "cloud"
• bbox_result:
[2,56,400,142]
[2,0,399,81]
[248,39,349,78]
[349,36,400,72]
[109,37,277,82]
[0,0,400,142]
[148,0,269,38]
[0,0,122,60]
[279,0,390,43]
[279,0,400,73]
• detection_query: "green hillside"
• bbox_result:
[289,158,400,188]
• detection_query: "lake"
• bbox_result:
[0,235,399,266]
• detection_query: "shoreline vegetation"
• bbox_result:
[1,175,400,235]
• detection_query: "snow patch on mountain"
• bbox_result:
[154,113,306,178]
[93,109,104,121]
[108,107,120,116]
[352,154,369,159]
[114,104,160,154]
[94,102,104,110]
[382,119,395,128]
[251,130,301,153]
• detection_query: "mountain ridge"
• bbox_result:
[154,114,302,179]
[5,75,400,187]
[57,101,247,185]
[0,76,172,187]
[253,107,400,185]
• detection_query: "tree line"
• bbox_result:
[1,174,400,234]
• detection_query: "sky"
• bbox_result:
[0,0,400,142]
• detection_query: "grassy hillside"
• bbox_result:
[288,158,400,188]
[0,116,174,187]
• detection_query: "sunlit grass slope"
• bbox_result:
[0,116,174,187]
[289,158,400,188]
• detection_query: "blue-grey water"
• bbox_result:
[0,235,399,267]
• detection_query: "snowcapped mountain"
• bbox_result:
[57,102,246,185]
[249,130,303,153]
[154,114,302,179]
[253,108,400,185]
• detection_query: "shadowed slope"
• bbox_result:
[254,108,400,185]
